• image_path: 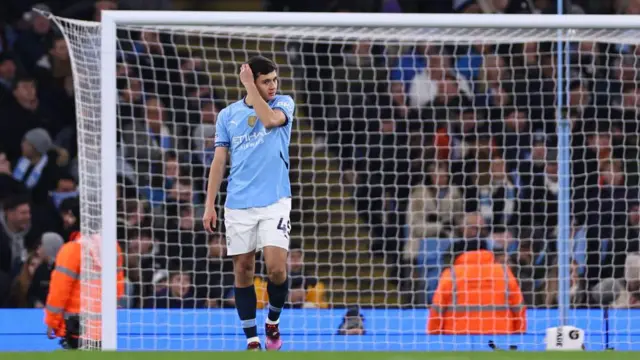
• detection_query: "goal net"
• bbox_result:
[52,12,640,351]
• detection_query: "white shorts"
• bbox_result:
[224,197,292,256]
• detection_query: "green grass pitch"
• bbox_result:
[0,352,637,360]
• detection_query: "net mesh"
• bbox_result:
[52,14,640,351]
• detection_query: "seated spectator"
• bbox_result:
[405,162,463,262]
[34,34,76,144]
[0,153,26,203]
[524,149,559,232]
[34,35,72,89]
[143,150,180,207]
[613,253,640,308]
[167,177,196,205]
[1,77,44,164]
[0,194,41,276]
[124,228,159,308]
[147,270,204,309]
[458,211,486,241]
[12,128,61,204]
[13,5,53,74]
[428,239,526,334]
[143,96,174,152]
[7,253,41,307]
[0,52,18,105]
[49,173,78,209]
[192,124,215,167]
[193,232,234,308]
[465,152,518,232]
[29,232,64,308]
[119,97,164,189]
[510,227,553,306]
[496,107,533,164]
[489,226,518,255]
[58,196,80,242]
[285,244,328,309]
[191,123,215,200]
[117,198,151,230]
[389,43,429,117]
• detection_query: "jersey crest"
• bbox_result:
[248,115,257,127]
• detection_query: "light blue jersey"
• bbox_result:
[214,94,295,209]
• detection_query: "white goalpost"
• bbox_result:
[51,10,640,351]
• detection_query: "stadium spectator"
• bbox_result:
[13,3,54,74]
[1,77,44,164]
[123,228,158,308]
[28,232,64,307]
[147,270,205,309]
[428,239,526,334]
[57,196,79,242]
[0,194,42,277]
[0,52,18,103]
[612,253,640,308]
[405,161,463,262]
[192,232,234,308]
[143,150,180,207]
[459,212,486,241]
[7,253,41,307]
[142,97,175,152]
[0,153,27,204]
[464,151,519,232]
[12,128,62,205]
[167,177,196,205]
[286,245,328,309]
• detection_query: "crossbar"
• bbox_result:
[102,11,640,29]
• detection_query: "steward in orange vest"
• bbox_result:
[428,239,526,334]
[44,231,125,349]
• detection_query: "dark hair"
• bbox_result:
[247,55,277,80]
[164,150,178,161]
[3,193,30,212]
[12,76,35,90]
[57,172,76,184]
[176,177,192,187]
[289,242,302,252]
[126,228,153,241]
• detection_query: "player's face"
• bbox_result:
[255,71,278,101]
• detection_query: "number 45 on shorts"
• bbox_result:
[276,218,291,239]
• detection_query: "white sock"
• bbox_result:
[247,336,260,344]
[265,318,280,325]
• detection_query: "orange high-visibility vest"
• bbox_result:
[44,232,125,340]
[427,250,526,334]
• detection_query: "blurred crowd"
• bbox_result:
[1,0,640,312]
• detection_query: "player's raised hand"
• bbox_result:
[202,207,217,233]
[239,63,254,88]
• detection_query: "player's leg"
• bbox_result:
[225,207,261,350]
[257,198,292,350]
[262,246,288,349]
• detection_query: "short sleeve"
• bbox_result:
[215,109,230,148]
[271,95,295,126]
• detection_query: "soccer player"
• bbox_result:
[203,55,294,351]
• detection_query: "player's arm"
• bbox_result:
[205,147,228,208]
[246,85,287,129]
[205,108,231,209]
